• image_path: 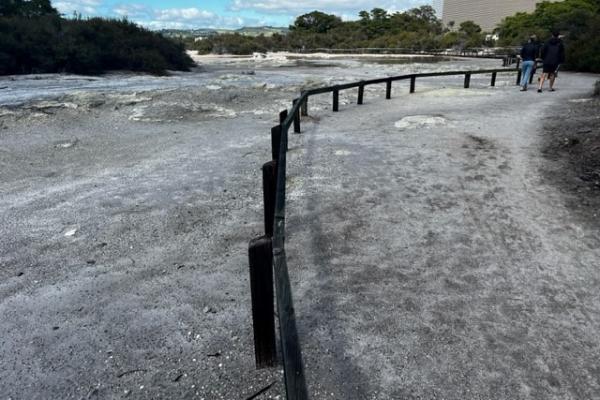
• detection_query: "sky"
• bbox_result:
[52,0,436,30]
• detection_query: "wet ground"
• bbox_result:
[1,54,599,399]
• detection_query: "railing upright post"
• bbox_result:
[262,160,277,237]
[279,109,288,125]
[464,73,471,89]
[516,69,522,86]
[386,79,392,99]
[292,99,301,134]
[271,125,282,161]
[248,236,276,369]
[357,82,364,105]
[410,75,416,94]
[300,92,308,116]
[333,88,339,112]
[491,72,497,87]
[278,110,288,151]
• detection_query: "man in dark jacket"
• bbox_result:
[538,30,565,93]
[519,35,539,91]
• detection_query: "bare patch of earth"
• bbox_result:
[541,96,600,225]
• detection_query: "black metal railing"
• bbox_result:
[248,65,520,400]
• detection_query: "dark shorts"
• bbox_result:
[543,64,559,74]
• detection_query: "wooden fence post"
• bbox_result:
[300,92,308,116]
[262,160,277,237]
[464,73,471,89]
[386,80,392,99]
[271,125,281,162]
[279,109,288,125]
[248,236,276,369]
[491,72,497,87]
[333,88,339,112]
[292,99,301,134]
[357,83,364,105]
[278,110,288,151]
[410,75,416,93]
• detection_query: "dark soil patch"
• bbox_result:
[541,96,600,222]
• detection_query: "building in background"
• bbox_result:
[439,0,559,32]
[432,0,444,17]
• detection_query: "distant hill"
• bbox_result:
[236,26,289,37]
[160,26,289,39]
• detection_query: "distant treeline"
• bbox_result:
[0,0,193,75]
[189,0,600,73]
[188,7,490,55]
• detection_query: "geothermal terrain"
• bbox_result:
[1,53,599,399]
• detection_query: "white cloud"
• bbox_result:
[55,0,102,15]
[229,0,430,15]
[112,3,150,19]
[154,8,216,21]
[111,6,255,30]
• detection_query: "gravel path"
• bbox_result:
[285,71,600,399]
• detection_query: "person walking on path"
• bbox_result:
[538,31,565,93]
[519,35,539,91]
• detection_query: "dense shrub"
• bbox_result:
[195,33,270,55]
[0,15,194,75]
[497,0,600,73]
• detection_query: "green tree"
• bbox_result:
[358,10,370,23]
[0,0,58,17]
[370,8,388,22]
[458,20,484,47]
[290,11,342,33]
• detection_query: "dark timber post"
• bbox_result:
[491,72,497,87]
[410,75,416,94]
[333,88,339,112]
[292,99,301,134]
[357,82,364,105]
[248,236,276,369]
[279,109,288,125]
[300,92,308,116]
[516,69,522,86]
[464,73,471,89]
[262,161,277,237]
[386,79,392,99]
[278,110,288,151]
[271,125,282,162]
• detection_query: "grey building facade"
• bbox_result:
[440,0,555,32]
